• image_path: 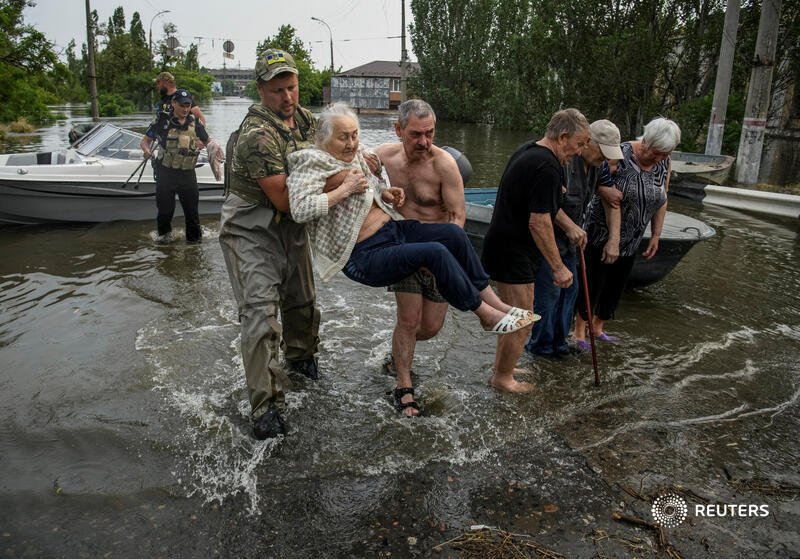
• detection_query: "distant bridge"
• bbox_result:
[204,68,253,92]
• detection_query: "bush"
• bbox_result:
[98,93,137,117]
[171,71,214,103]
[8,117,35,133]
[0,66,55,123]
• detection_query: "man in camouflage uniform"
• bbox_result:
[219,50,320,440]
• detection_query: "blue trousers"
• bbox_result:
[343,220,489,312]
[526,251,578,355]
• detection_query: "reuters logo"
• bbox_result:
[651,494,688,528]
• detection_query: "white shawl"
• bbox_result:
[287,147,401,281]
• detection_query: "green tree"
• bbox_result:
[184,44,200,71]
[106,6,125,38]
[410,0,496,122]
[81,10,213,113]
[93,7,153,110]
[0,0,59,122]
[0,0,57,72]
[130,12,147,50]
[220,79,236,96]
[256,25,312,63]
[47,40,87,102]
[408,0,790,156]
[156,22,179,67]
[255,24,322,106]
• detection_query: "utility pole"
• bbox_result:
[84,0,99,120]
[735,0,782,184]
[400,0,408,102]
[705,0,740,156]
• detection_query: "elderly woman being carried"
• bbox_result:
[287,102,535,337]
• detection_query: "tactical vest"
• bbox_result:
[226,105,315,207]
[158,120,201,171]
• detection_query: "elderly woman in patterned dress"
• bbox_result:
[572,117,681,349]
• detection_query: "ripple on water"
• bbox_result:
[136,273,575,515]
[127,201,800,518]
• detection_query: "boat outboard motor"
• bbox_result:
[440,145,473,185]
[67,123,95,145]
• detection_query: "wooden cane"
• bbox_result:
[578,247,600,386]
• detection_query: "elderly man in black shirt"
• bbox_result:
[481,108,589,393]
[526,119,624,358]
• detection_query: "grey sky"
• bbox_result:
[25,0,416,72]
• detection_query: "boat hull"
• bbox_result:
[463,188,714,288]
[0,178,224,225]
[670,151,735,185]
[0,122,224,225]
[0,159,224,225]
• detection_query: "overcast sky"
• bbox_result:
[24,0,416,72]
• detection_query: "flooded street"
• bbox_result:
[1,100,799,557]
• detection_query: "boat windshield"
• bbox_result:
[72,123,144,159]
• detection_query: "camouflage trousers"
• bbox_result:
[219,193,320,418]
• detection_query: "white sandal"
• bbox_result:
[484,309,534,334]
[507,307,541,322]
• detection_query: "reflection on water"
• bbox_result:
[1,100,799,557]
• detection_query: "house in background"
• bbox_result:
[329,60,421,110]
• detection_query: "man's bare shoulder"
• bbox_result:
[374,142,403,160]
[430,146,462,177]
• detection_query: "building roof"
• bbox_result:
[336,60,420,78]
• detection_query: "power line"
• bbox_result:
[178,34,401,46]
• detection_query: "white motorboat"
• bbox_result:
[0,122,224,225]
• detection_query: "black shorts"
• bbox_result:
[481,238,542,284]
[387,270,447,303]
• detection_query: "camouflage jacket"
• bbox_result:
[227,103,316,207]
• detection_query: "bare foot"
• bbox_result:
[488,373,535,394]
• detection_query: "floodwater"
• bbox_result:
[1,99,799,558]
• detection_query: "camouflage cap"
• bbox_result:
[255,49,298,82]
[155,71,175,83]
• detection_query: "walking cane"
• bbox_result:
[578,247,600,386]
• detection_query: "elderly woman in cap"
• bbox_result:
[287,102,536,413]
[573,117,681,349]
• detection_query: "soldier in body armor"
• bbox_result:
[149,72,207,183]
[218,50,321,440]
[140,88,210,243]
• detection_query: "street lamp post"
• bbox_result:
[311,16,334,76]
[149,10,170,54]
